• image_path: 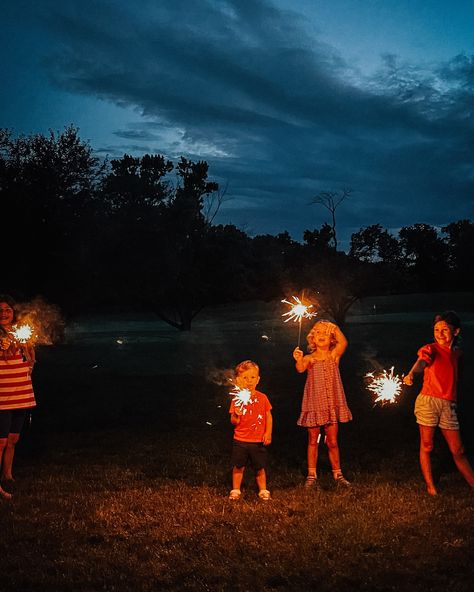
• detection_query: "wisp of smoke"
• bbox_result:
[15,296,65,345]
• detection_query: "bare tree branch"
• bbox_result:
[309,188,352,250]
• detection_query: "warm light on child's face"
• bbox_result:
[0,303,14,326]
[308,323,332,349]
[434,321,457,346]
[235,368,260,391]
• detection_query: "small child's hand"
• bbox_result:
[262,432,272,445]
[403,373,413,386]
[0,337,11,350]
[293,347,303,361]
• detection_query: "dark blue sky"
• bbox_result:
[3,0,474,248]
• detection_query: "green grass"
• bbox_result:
[1,299,474,591]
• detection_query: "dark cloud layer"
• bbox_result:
[16,0,474,245]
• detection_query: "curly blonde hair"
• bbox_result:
[306,320,337,353]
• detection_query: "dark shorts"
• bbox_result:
[0,409,29,439]
[231,439,268,471]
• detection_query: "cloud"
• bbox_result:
[19,0,474,243]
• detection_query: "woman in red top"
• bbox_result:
[404,311,474,496]
[0,295,36,500]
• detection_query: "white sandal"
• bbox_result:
[229,489,241,500]
[258,489,271,501]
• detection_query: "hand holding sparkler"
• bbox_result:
[292,347,304,362]
[230,384,253,415]
[0,337,11,351]
[292,346,307,372]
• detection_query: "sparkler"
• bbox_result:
[281,295,317,346]
[366,366,403,406]
[11,324,34,343]
[230,384,253,414]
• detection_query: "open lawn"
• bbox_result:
[1,293,474,591]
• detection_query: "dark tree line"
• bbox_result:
[1,127,473,328]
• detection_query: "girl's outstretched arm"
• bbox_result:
[403,359,427,385]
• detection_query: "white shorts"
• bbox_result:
[414,394,459,430]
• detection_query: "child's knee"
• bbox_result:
[420,440,434,453]
[326,438,338,450]
[7,433,20,446]
[0,437,7,452]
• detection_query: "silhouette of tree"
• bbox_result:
[399,223,448,291]
[442,219,474,290]
[0,126,104,306]
[309,189,351,251]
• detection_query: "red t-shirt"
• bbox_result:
[229,390,272,442]
[418,343,461,401]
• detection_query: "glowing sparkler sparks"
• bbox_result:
[366,367,403,405]
[230,384,253,414]
[281,296,316,323]
[282,295,317,346]
[11,324,33,343]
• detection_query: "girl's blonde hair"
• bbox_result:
[306,320,337,353]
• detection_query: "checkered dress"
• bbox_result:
[297,357,352,427]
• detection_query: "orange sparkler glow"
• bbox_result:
[281,296,316,323]
[230,384,253,414]
[366,367,403,405]
[11,324,34,343]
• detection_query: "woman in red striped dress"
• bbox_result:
[0,295,36,500]
[293,320,352,488]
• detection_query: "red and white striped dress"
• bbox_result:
[0,350,36,411]
[297,357,352,427]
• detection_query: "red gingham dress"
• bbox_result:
[297,357,352,427]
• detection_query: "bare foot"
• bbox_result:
[0,486,12,500]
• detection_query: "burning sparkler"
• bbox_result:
[281,295,317,346]
[11,324,34,343]
[230,384,253,414]
[366,366,403,406]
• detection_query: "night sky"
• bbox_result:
[3,0,474,248]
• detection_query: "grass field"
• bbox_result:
[1,294,473,591]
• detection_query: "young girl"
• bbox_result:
[293,320,352,487]
[403,311,474,496]
[0,295,36,500]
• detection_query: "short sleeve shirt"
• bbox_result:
[229,390,272,442]
[418,343,461,401]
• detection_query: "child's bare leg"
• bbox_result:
[0,438,7,476]
[325,423,342,477]
[442,429,474,487]
[1,433,20,481]
[419,425,437,495]
[256,468,267,492]
[232,466,245,491]
[307,427,320,476]
[0,438,11,498]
